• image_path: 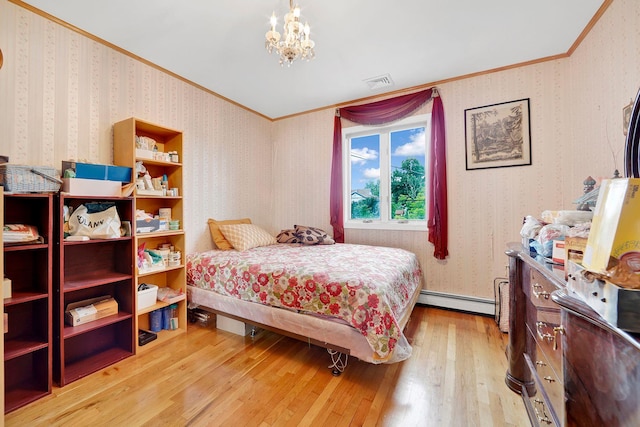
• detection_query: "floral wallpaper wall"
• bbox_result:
[1,0,638,303]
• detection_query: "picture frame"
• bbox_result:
[464,98,532,170]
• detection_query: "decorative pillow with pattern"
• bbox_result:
[294,225,335,245]
[207,218,251,250]
[218,223,277,251]
[276,229,300,244]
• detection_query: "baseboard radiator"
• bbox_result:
[418,290,496,316]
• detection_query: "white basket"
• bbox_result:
[137,284,158,310]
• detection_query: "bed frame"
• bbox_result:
[187,282,422,375]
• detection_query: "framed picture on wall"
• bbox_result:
[464,98,532,170]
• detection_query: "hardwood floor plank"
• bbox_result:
[297,375,342,427]
[5,306,528,426]
[362,362,399,426]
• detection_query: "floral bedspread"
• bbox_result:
[187,243,422,362]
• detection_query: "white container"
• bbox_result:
[3,278,12,299]
[217,314,252,336]
[137,284,158,310]
[135,148,154,160]
[62,177,121,197]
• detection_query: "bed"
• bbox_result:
[186,241,422,373]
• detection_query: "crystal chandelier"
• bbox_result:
[265,0,315,66]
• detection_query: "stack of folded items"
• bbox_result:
[3,224,39,243]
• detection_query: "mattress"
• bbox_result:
[187,243,423,363]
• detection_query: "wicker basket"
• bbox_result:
[494,278,510,333]
[0,164,62,193]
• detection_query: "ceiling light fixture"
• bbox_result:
[265,0,315,67]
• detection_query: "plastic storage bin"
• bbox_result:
[137,284,158,310]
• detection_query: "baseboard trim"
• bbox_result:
[418,290,495,316]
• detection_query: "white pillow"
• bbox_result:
[218,223,277,251]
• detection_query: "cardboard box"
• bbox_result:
[65,296,118,326]
[583,178,640,274]
[62,177,121,197]
[552,240,565,265]
[136,218,160,233]
[565,236,588,264]
[62,161,132,183]
[137,284,158,310]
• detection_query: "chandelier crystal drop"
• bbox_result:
[265,0,315,67]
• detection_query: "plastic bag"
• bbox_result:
[531,224,569,257]
[520,215,542,239]
[68,204,121,239]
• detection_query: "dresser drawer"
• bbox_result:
[529,268,560,310]
[531,308,563,370]
[523,353,562,426]
[532,337,564,422]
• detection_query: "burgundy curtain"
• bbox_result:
[330,87,448,259]
[428,95,448,259]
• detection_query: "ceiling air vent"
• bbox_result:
[364,74,394,90]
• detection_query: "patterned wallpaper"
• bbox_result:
[0,0,274,256]
[1,0,638,300]
[271,0,640,299]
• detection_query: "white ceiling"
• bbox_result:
[19,0,606,120]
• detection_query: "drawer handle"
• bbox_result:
[553,326,565,351]
[534,404,552,425]
[536,413,552,425]
[535,360,547,367]
[536,322,566,351]
[543,376,555,383]
[536,321,554,343]
[532,283,550,299]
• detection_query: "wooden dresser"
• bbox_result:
[505,243,640,426]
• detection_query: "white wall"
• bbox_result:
[1,0,638,303]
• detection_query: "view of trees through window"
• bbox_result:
[349,124,427,222]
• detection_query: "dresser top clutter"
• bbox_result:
[506,177,640,426]
[0,117,186,413]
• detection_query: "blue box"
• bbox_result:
[62,161,132,183]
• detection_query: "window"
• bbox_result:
[343,114,430,231]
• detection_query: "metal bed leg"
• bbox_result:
[327,349,348,376]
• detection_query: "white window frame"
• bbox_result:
[342,113,431,231]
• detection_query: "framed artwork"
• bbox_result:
[464,98,532,170]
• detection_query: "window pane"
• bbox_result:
[390,127,426,220]
[350,134,380,220]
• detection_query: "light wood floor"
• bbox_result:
[5,306,528,426]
